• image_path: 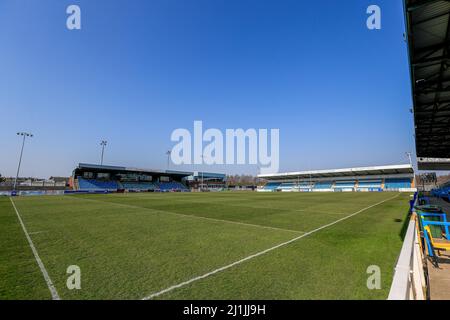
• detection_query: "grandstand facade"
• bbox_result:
[185,172,227,191]
[71,163,191,192]
[257,164,416,192]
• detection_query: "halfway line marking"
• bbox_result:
[141,193,400,299]
[9,197,60,300]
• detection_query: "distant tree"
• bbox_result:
[0,174,4,183]
[226,174,258,187]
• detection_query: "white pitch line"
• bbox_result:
[142,193,400,300]
[28,231,48,235]
[67,195,304,234]
[9,198,60,300]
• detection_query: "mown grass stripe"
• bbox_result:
[9,197,60,300]
[67,195,305,234]
[142,193,400,299]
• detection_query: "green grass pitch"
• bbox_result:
[0,191,410,300]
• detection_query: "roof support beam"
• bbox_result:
[407,0,448,12]
[426,5,450,150]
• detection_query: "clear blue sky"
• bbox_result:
[0,0,415,178]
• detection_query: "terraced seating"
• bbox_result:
[431,185,450,201]
[357,180,382,189]
[121,182,155,191]
[78,178,118,191]
[384,178,412,190]
[261,182,281,191]
[297,182,313,189]
[157,181,188,191]
[313,182,333,189]
[334,181,355,189]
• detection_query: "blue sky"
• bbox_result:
[0,0,415,177]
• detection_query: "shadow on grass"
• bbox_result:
[398,209,412,241]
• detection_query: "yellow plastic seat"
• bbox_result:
[424,226,450,252]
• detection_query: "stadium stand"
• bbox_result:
[157,181,188,191]
[278,182,296,191]
[333,181,356,190]
[313,181,333,190]
[78,178,119,191]
[431,182,450,202]
[73,163,194,193]
[384,178,412,190]
[260,181,319,192]
[121,182,156,191]
[298,182,313,190]
[259,182,281,191]
[357,180,382,191]
[388,0,450,300]
[186,172,227,191]
[358,180,382,187]
[258,165,415,193]
[403,0,450,171]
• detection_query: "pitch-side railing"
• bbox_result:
[388,211,427,300]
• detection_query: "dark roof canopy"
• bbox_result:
[258,164,414,181]
[73,163,193,179]
[417,157,450,169]
[404,0,450,165]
